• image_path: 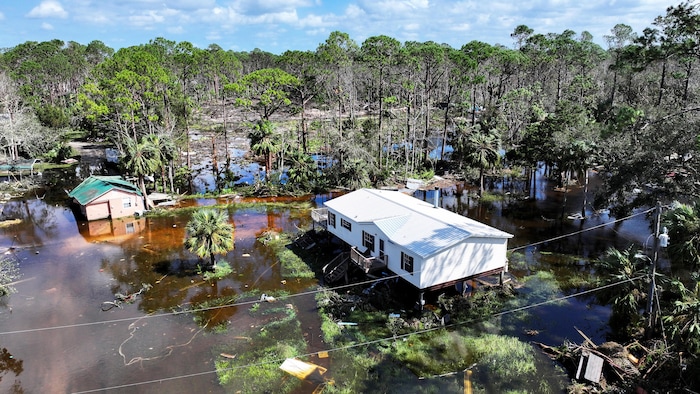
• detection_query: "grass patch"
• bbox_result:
[479,191,505,203]
[215,303,305,393]
[389,330,547,392]
[145,200,312,218]
[258,231,315,279]
[201,261,233,281]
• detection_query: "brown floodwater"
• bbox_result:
[0,167,663,393]
[0,190,319,393]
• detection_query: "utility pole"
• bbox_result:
[646,202,662,337]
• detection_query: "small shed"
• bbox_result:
[313,188,513,292]
[68,175,144,221]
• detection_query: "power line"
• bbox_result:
[2,207,655,336]
[0,270,416,336]
[507,208,655,252]
[72,275,645,394]
[2,204,659,391]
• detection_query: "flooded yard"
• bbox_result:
[0,165,661,393]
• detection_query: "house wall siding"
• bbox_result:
[419,237,508,289]
[84,190,144,220]
[324,205,509,291]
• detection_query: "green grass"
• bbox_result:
[201,261,233,281]
[479,191,505,203]
[257,231,315,279]
[215,303,305,393]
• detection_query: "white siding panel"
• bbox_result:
[419,238,507,289]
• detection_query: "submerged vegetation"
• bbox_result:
[5,2,700,392]
[215,303,305,393]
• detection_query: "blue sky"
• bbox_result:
[0,0,676,53]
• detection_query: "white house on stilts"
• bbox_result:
[311,188,514,304]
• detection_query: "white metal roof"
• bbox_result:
[324,188,513,258]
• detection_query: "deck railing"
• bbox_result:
[349,247,387,273]
[311,208,328,229]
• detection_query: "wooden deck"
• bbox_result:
[349,247,387,273]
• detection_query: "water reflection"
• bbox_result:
[0,347,23,390]
[0,166,664,392]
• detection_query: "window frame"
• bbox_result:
[401,251,414,274]
[362,231,375,252]
[341,218,352,231]
[328,212,336,228]
[122,197,132,209]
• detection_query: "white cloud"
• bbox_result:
[128,11,166,27]
[357,0,429,16]
[451,23,471,32]
[235,0,314,15]
[345,4,366,19]
[298,13,330,28]
[41,22,54,30]
[0,11,4,20]
[167,26,185,34]
[27,0,68,19]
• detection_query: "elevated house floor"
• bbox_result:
[311,188,514,301]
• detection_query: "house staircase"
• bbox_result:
[322,252,350,284]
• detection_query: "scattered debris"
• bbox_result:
[536,328,644,392]
[279,358,328,384]
[0,219,21,228]
[101,283,153,311]
[260,293,276,302]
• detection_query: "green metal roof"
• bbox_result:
[68,175,142,205]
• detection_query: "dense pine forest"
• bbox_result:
[0,2,698,208]
[4,1,700,391]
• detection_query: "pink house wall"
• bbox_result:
[83,190,145,220]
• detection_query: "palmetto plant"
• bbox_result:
[664,277,700,353]
[664,202,700,268]
[595,246,650,332]
[184,209,234,269]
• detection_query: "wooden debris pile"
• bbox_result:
[536,328,645,392]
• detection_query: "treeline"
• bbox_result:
[1,2,700,206]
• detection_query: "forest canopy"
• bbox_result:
[0,2,700,209]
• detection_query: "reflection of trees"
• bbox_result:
[0,347,23,391]
[1,199,58,245]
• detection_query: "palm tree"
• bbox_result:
[184,209,234,269]
[285,149,317,191]
[249,120,281,181]
[124,136,161,208]
[143,133,177,193]
[465,127,500,196]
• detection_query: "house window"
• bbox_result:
[362,231,375,252]
[122,197,132,208]
[401,252,414,274]
[125,222,135,234]
[328,212,336,228]
[341,218,352,231]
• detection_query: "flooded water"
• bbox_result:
[0,183,318,393]
[0,165,661,393]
